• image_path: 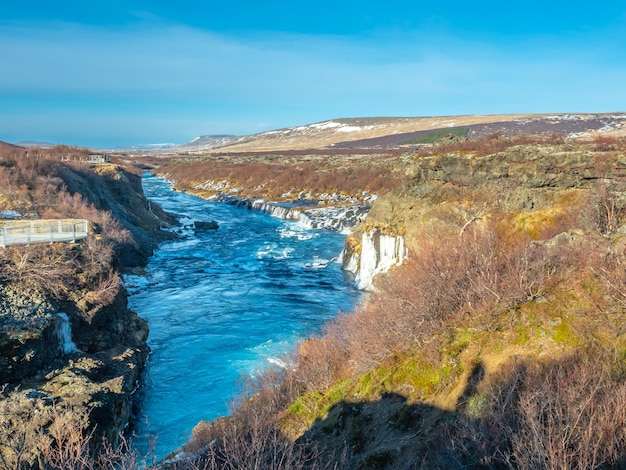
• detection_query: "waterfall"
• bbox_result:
[56,312,78,355]
[351,229,408,291]
[212,193,370,233]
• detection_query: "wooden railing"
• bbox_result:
[1,219,89,248]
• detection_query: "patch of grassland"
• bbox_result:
[399,127,469,145]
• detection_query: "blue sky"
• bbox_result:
[1,1,626,148]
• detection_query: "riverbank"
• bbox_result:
[0,158,177,467]
[147,135,626,469]
[125,173,361,458]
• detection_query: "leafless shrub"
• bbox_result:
[585,178,624,236]
[289,221,570,392]
[587,134,626,152]
[189,413,336,470]
[159,157,401,200]
[0,244,80,298]
[446,349,626,469]
[581,154,626,236]
[40,410,95,470]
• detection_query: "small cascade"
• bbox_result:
[249,200,303,220]
[212,193,370,233]
[345,229,408,291]
[56,312,78,355]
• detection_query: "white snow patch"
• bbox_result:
[310,121,343,130]
[336,125,374,133]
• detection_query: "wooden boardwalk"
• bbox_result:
[1,219,89,248]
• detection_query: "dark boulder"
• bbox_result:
[194,220,219,231]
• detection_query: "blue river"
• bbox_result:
[125,174,360,458]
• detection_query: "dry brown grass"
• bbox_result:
[156,154,403,200]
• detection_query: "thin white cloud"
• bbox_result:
[0,21,617,96]
[1,20,625,145]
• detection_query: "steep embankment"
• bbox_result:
[58,163,177,268]
[0,160,176,467]
[174,135,626,469]
[284,139,626,468]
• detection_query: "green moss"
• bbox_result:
[287,379,352,427]
[511,206,565,240]
[552,318,581,346]
[389,357,446,398]
[515,325,530,345]
[353,370,387,399]
[465,392,489,417]
[444,329,472,359]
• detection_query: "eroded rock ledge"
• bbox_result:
[0,164,175,465]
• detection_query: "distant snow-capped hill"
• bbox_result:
[213,114,626,152]
[217,115,538,152]
[177,135,241,150]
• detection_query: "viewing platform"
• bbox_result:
[1,219,89,248]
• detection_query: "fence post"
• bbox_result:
[1,222,5,248]
[72,223,76,243]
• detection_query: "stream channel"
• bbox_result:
[124,174,361,458]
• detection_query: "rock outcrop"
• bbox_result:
[194,220,220,231]
[0,164,169,464]
[410,145,626,190]
[59,164,177,267]
[341,144,626,290]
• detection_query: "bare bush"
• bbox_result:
[159,156,401,200]
[446,349,626,469]
[0,244,80,298]
[185,392,335,470]
[291,222,568,388]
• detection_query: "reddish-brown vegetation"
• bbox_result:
[154,153,403,199]
[416,132,566,157]
[0,152,132,302]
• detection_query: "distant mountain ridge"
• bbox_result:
[175,134,241,149]
[14,140,54,148]
[5,113,625,154]
[177,113,626,153]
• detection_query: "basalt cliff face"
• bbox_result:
[344,143,626,290]
[0,162,176,466]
